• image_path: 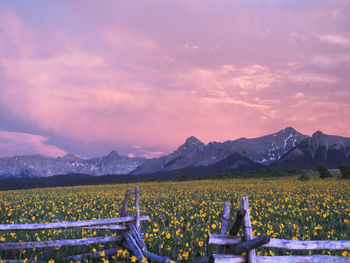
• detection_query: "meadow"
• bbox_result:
[0,176,349,262]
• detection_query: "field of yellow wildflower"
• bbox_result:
[0,177,349,262]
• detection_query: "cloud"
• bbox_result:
[131,145,163,158]
[294,92,304,99]
[221,64,236,74]
[140,150,164,159]
[184,44,199,50]
[310,53,350,68]
[0,130,67,157]
[178,64,281,93]
[319,34,350,46]
[0,26,156,144]
[202,97,270,109]
[230,65,282,90]
[288,73,337,84]
[0,8,35,57]
[1,2,350,156]
[163,56,175,62]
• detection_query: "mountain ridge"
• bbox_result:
[131,127,308,174]
[0,151,147,177]
[1,127,350,178]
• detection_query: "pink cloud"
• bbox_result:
[294,92,304,99]
[130,145,164,158]
[319,34,350,46]
[202,97,270,109]
[310,53,350,68]
[288,72,338,84]
[0,2,350,157]
[0,130,67,157]
[184,44,199,50]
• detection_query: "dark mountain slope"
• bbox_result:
[272,131,350,169]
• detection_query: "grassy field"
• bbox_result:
[0,176,349,262]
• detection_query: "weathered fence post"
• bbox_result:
[220,202,231,235]
[240,196,256,263]
[219,202,231,254]
[121,188,132,217]
[135,186,141,233]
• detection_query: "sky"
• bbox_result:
[0,0,350,158]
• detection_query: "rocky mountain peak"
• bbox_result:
[106,150,120,159]
[61,154,80,161]
[284,126,297,133]
[175,136,206,155]
[310,131,327,147]
[278,127,299,136]
[185,136,204,146]
[309,130,350,150]
[312,130,324,137]
[181,136,205,150]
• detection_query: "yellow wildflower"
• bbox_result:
[342,251,350,257]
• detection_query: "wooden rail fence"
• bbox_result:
[0,186,150,262]
[1,188,349,263]
[208,197,350,263]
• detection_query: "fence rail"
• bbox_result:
[0,235,122,250]
[209,254,349,263]
[209,235,350,250]
[0,216,149,231]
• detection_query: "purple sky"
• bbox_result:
[1,0,350,158]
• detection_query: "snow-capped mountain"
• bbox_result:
[1,127,349,178]
[272,130,350,169]
[132,127,309,174]
[226,127,309,165]
[0,151,147,177]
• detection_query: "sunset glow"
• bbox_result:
[1,1,350,158]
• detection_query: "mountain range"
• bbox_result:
[0,151,146,178]
[1,127,350,178]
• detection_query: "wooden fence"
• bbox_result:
[1,188,349,263]
[208,197,350,263]
[0,186,149,262]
